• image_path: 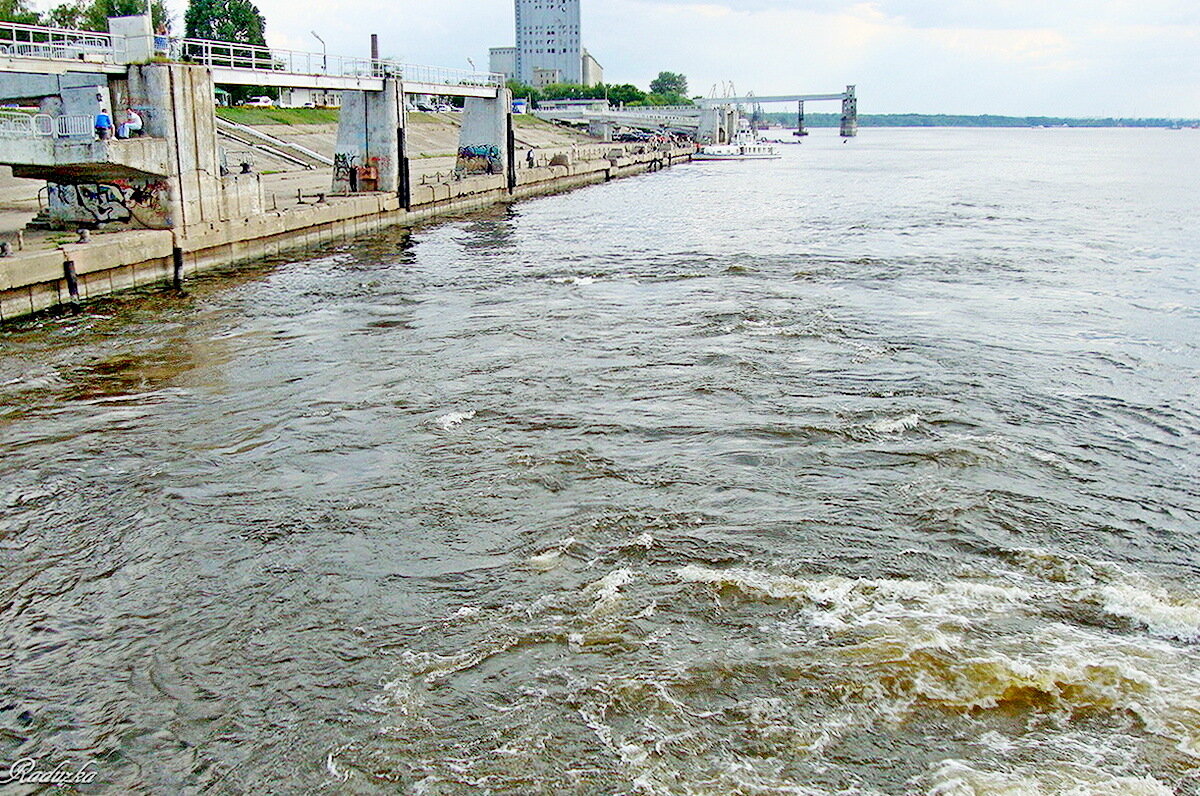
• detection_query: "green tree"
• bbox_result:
[633,92,692,107]
[0,0,42,24]
[43,0,170,33]
[507,79,541,104]
[184,0,265,45]
[649,71,687,96]
[184,0,270,103]
[605,84,646,105]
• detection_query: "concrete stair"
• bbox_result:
[215,118,334,171]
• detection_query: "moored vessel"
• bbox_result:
[694,119,781,160]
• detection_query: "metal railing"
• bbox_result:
[174,37,503,88]
[56,115,94,137]
[0,21,117,61]
[0,18,504,90]
[0,111,98,139]
[0,110,47,137]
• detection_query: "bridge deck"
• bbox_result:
[0,21,502,97]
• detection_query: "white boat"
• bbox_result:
[694,120,781,161]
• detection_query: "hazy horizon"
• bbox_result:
[29,0,1200,117]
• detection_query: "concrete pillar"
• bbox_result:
[587,120,614,142]
[698,108,722,145]
[456,88,512,177]
[6,62,260,232]
[796,100,808,137]
[127,63,262,230]
[332,78,406,194]
[840,85,858,138]
[108,15,155,65]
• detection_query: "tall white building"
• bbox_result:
[581,48,603,87]
[515,0,582,86]
[489,47,516,81]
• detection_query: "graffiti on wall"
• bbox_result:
[456,144,502,175]
[47,179,171,228]
[333,152,356,184]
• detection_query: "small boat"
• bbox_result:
[695,120,781,161]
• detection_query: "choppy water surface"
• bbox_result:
[1,129,1198,794]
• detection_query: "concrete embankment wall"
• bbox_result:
[0,146,692,322]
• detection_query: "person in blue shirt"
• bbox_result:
[94,109,113,140]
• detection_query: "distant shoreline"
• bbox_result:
[763,112,1199,129]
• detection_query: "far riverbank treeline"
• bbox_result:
[765,112,1199,129]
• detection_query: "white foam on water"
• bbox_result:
[675,565,1031,628]
[528,536,578,571]
[868,412,924,435]
[360,552,1200,793]
[924,759,1174,796]
[676,563,1200,758]
[434,409,476,430]
[621,532,655,549]
[1099,582,1200,643]
[589,568,634,615]
[325,752,350,782]
[528,549,564,571]
[1004,548,1200,643]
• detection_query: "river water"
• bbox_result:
[1,129,1198,794]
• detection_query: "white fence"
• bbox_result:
[0,110,48,136]
[0,18,504,91]
[56,115,94,137]
[0,21,117,62]
[0,111,98,138]
[174,38,503,88]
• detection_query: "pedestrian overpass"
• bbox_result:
[0,15,514,236]
[535,87,859,143]
[0,19,503,98]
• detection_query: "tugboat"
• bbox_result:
[694,119,781,161]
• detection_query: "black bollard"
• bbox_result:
[172,247,184,291]
[63,260,79,302]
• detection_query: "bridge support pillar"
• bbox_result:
[840,85,858,138]
[124,63,263,231]
[456,88,512,178]
[697,108,723,145]
[11,63,264,233]
[588,120,614,142]
[332,78,406,194]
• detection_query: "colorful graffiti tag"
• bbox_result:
[456,144,502,175]
[333,152,356,184]
[47,179,171,228]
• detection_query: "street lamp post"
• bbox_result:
[311,31,327,73]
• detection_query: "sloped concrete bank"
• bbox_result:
[0,146,692,323]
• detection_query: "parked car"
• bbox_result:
[301,102,317,109]
[240,96,275,108]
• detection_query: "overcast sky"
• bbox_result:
[155,0,1198,116]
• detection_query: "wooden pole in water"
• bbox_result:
[506,111,517,195]
[63,259,79,303]
[171,247,184,291]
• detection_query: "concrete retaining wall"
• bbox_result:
[0,146,692,322]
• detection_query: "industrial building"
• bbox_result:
[489,0,603,87]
